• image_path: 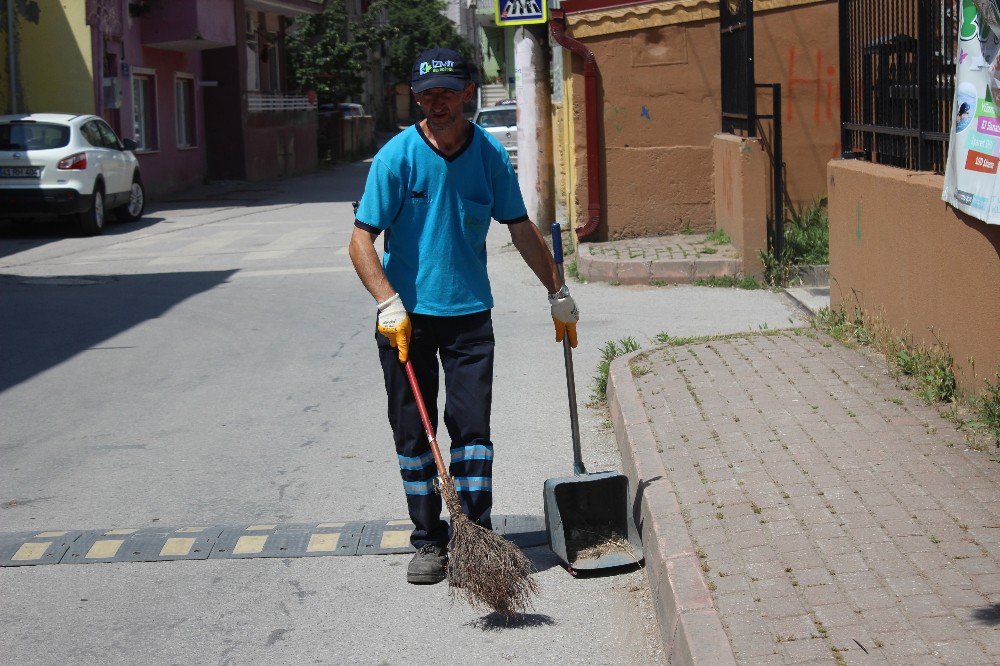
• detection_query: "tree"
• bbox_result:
[382,0,475,86]
[286,1,396,102]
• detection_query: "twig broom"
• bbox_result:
[403,359,538,616]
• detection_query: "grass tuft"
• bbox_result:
[696,275,762,290]
[591,337,641,404]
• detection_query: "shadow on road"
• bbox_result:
[465,612,556,632]
[0,217,167,260]
[0,269,236,394]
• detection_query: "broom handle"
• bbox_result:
[403,359,449,479]
[551,222,586,476]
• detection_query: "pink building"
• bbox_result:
[87,0,321,199]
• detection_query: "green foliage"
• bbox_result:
[784,197,829,265]
[287,1,397,101]
[758,198,829,287]
[695,275,762,290]
[287,0,473,102]
[971,368,1000,446]
[382,0,474,85]
[705,229,731,245]
[592,337,641,403]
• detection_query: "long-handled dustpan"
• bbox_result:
[543,222,643,573]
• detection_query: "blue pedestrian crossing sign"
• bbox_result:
[494,0,547,26]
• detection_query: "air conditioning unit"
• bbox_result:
[103,77,123,109]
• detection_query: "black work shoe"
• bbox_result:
[407,544,447,584]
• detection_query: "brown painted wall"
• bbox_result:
[713,133,768,277]
[244,111,318,181]
[567,1,839,240]
[828,159,1000,397]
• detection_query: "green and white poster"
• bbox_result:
[943,0,1000,224]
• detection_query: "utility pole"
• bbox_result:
[513,24,554,229]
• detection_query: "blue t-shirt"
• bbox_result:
[355,123,528,316]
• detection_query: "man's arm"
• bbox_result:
[349,226,395,303]
[508,220,561,294]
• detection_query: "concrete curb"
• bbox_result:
[578,251,741,286]
[608,349,737,666]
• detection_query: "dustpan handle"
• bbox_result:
[551,223,586,475]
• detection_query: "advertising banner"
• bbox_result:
[943,2,1000,224]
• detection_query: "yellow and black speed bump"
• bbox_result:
[0,530,84,567]
[357,519,419,555]
[210,522,364,559]
[0,516,546,566]
[62,527,222,565]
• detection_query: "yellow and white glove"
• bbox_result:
[377,293,412,363]
[548,285,579,349]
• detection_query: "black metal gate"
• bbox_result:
[720,0,785,262]
[720,0,756,134]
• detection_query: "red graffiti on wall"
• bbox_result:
[786,47,840,127]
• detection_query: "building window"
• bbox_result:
[175,76,196,148]
[132,71,157,151]
[246,12,261,92]
[266,31,281,92]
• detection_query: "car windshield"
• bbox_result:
[476,109,515,129]
[0,122,70,150]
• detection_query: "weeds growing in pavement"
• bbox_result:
[695,275,762,290]
[705,229,732,245]
[971,368,1000,447]
[591,337,641,404]
[759,197,830,287]
[810,305,1000,454]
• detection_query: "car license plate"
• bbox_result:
[0,166,41,178]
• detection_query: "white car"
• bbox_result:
[474,102,517,169]
[0,113,145,235]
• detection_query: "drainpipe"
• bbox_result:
[549,8,599,240]
[7,0,16,114]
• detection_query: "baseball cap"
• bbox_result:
[411,47,471,93]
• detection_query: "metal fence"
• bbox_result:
[720,0,756,134]
[840,0,960,172]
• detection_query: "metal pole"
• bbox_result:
[839,0,849,156]
[7,0,16,114]
[772,83,784,263]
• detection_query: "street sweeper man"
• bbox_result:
[349,47,580,585]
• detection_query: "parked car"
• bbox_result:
[0,113,145,235]
[318,102,367,120]
[474,102,517,169]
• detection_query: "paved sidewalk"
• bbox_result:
[609,330,1000,665]
[578,234,742,285]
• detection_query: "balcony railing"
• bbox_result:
[246,92,317,113]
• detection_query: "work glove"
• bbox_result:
[548,285,579,349]
[377,293,411,363]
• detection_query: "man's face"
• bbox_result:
[413,83,474,131]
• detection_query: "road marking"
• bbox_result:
[316,522,345,528]
[86,540,124,558]
[246,524,276,531]
[234,266,350,278]
[160,538,196,557]
[233,535,268,555]
[306,533,340,553]
[243,229,331,261]
[386,520,412,526]
[148,230,253,266]
[12,542,50,561]
[104,529,138,535]
[380,531,410,549]
[176,527,208,533]
[34,531,67,538]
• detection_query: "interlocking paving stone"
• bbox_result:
[633,331,1000,663]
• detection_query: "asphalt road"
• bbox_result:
[0,161,804,664]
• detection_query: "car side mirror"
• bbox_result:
[122,138,138,151]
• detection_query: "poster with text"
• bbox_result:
[942,5,1000,225]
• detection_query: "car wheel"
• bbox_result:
[78,184,105,235]
[118,175,145,222]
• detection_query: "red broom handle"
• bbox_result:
[403,360,449,478]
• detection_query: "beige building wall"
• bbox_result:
[828,159,1000,397]
[562,0,838,240]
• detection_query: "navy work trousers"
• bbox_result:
[377,310,495,548]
